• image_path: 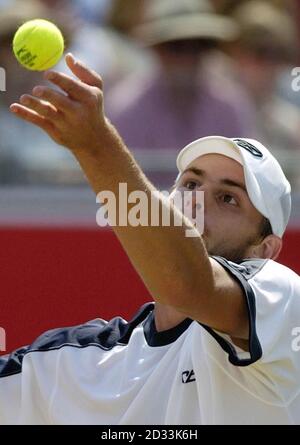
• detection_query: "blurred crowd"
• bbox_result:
[0,0,300,191]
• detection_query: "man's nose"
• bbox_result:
[190,187,214,224]
[190,185,209,206]
[182,189,205,225]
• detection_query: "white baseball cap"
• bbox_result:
[176,136,291,238]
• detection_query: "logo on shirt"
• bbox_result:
[233,139,263,158]
[181,369,196,384]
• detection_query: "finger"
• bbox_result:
[32,86,74,113]
[43,69,92,102]
[10,103,55,133]
[65,53,103,90]
[20,94,59,120]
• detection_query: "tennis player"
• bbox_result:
[1,54,299,425]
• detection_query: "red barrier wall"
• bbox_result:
[0,227,299,354]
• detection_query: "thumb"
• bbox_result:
[65,53,103,90]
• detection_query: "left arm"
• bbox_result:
[10,54,249,340]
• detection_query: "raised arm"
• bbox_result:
[10,54,248,340]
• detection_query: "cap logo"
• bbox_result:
[233,139,263,158]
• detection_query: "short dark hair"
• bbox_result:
[260,218,273,239]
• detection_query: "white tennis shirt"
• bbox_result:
[0,256,300,425]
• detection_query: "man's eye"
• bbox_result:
[184,181,197,190]
[221,194,238,206]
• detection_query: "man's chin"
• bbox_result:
[201,234,211,253]
[201,236,237,262]
[200,234,244,263]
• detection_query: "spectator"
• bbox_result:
[0,0,77,184]
[106,0,257,188]
[0,0,153,185]
[72,0,111,25]
[230,0,300,189]
[53,0,153,92]
[211,0,295,14]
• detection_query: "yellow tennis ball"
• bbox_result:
[13,19,64,71]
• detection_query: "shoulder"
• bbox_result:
[29,302,154,353]
[213,256,300,319]
[242,259,300,300]
[0,303,154,378]
[207,257,300,367]
[213,256,299,286]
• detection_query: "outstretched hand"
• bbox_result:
[10,53,107,153]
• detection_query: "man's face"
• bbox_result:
[175,154,266,262]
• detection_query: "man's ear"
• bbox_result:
[248,235,283,260]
